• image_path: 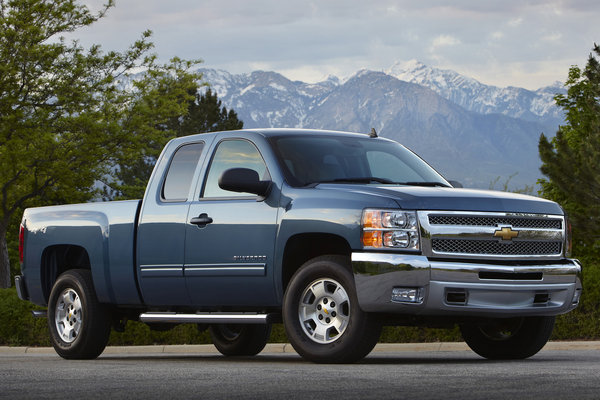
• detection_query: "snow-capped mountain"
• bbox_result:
[197,64,565,189]
[386,60,564,130]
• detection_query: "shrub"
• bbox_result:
[0,288,50,346]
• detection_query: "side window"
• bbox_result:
[203,139,269,198]
[162,143,204,201]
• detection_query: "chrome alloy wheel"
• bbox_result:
[298,278,350,344]
[55,288,83,343]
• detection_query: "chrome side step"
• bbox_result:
[139,312,273,325]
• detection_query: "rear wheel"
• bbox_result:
[460,316,555,359]
[283,255,381,363]
[209,324,272,356]
[47,269,112,359]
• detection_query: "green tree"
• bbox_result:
[539,44,600,338]
[109,88,244,200]
[178,88,244,135]
[0,0,201,288]
[538,44,600,252]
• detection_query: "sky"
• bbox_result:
[71,0,600,90]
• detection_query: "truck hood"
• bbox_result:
[316,184,563,215]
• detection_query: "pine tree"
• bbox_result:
[110,88,243,200]
[178,88,244,135]
[539,44,600,252]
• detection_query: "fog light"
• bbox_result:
[572,288,582,305]
[391,287,424,304]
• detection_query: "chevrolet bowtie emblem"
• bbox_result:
[494,226,519,241]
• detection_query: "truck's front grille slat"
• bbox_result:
[432,239,562,256]
[428,215,562,229]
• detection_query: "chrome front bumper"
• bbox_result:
[351,252,582,317]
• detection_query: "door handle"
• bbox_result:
[190,213,213,227]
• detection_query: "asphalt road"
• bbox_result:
[1,344,600,399]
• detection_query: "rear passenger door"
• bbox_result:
[137,142,206,306]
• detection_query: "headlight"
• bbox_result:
[361,209,420,251]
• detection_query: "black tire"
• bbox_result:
[47,269,112,360]
[283,255,381,363]
[460,316,555,359]
[209,324,272,356]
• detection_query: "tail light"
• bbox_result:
[19,224,24,264]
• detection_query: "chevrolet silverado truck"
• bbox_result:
[15,128,582,363]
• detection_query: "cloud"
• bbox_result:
[431,35,462,48]
[542,32,563,42]
[508,17,523,27]
[68,0,600,90]
[429,35,462,59]
[491,31,504,40]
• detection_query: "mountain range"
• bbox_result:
[197,61,566,189]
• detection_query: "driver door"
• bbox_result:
[184,138,279,307]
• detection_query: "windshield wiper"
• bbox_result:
[315,177,397,185]
[398,181,452,188]
[306,178,451,187]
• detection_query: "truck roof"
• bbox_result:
[168,128,378,145]
[246,128,371,138]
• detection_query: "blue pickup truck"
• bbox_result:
[15,129,582,363]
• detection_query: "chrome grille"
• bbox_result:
[432,239,562,256]
[428,215,561,229]
[419,211,565,260]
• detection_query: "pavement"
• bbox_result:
[2,341,600,355]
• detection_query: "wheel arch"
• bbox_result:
[281,233,351,293]
[41,245,91,303]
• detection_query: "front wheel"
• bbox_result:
[460,316,555,359]
[283,255,381,363]
[209,324,272,356]
[47,269,112,359]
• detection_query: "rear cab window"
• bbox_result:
[162,142,205,201]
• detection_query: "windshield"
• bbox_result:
[269,134,450,187]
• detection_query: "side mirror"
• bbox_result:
[449,180,463,188]
[218,168,271,197]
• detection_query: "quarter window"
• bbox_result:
[162,143,204,201]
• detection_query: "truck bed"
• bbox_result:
[21,200,142,306]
